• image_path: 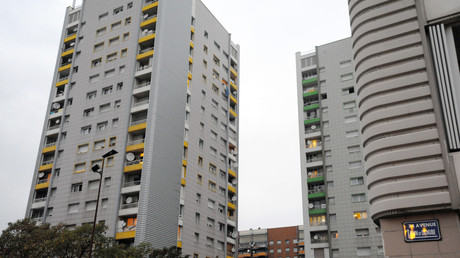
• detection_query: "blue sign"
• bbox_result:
[403,219,441,242]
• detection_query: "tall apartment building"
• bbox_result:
[347,0,460,257]
[25,1,240,257]
[296,39,382,258]
[238,226,304,258]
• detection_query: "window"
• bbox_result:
[352,194,366,203]
[197,174,203,184]
[123,32,130,41]
[327,181,334,188]
[99,103,110,112]
[199,139,204,149]
[77,143,89,154]
[87,91,97,100]
[331,231,338,239]
[91,159,102,169]
[219,186,225,196]
[68,203,79,213]
[356,228,370,237]
[194,233,199,243]
[125,17,131,25]
[341,73,353,81]
[269,241,274,246]
[91,58,102,67]
[202,74,207,83]
[71,183,83,192]
[204,30,208,38]
[111,21,122,31]
[203,44,208,54]
[218,204,225,214]
[211,114,218,123]
[277,240,281,245]
[350,177,364,185]
[203,59,208,68]
[107,52,117,62]
[342,87,355,95]
[330,214,336,223]
[102,86,113,95]
[349,161,362,168]
[196,193,201,203]
[97,121,108,131]
[206,217,215,228]
[96,27,106,37]
[85,200,97,211]
[98,12,108,21]
[94,139,105,150]
[332,249,339,258]
[198,156,203,166]
[270,249,274,254]
[117,82,123,90]
[81,126,91,135]
[104,69,115,78]
[114,100,121,109]
[344,101,356,110]
[285,239,290,244]
[210,146,217,156]
[321,93,327,100]
[104,177,111,186]
[94,42,104,52]
[112,118,119,127]
[207,199,215,209]
[285,248,290,252]
[113,6,123,15]
[354,211,368,220]
[212,84,219,94]
[210,130,217,140]
[121,48,127,58]
[357,247,371,256]
[211,99,219,108]
[208,181,216,191]
[89,74,99,83]
[328,197,335,205]
[348,145,360,154]
[74,163,86,173]
[277,249,281,253]
[346,130,359,138]
[101,198,108,208]
[206,237,214,248]
[214,41,220,49]
[83,108,94,117]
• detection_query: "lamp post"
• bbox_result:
[247,241,255,258]
[88,149,118,258]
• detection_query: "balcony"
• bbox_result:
[307,172,324,183]
[137,47,154,60]
[302,76,318,86]
[228,201,236,210]
[121,180,141,194]
[230,67,238,78]
[39,161,53,171]
[230,79,238,91]
[129,119,147,132]
[304,102,319,111]
[310,233,328,244]
[309,203,327,215]
[138,30,156,44]
[304,115,320,125]
[126,139,145,152]
[308,186,325,199]
[61,48,74,57]
[120,202,139,210]
[124,160,143,173]
[143,0,158,10]
[228,169,237,178]
[302,87,318,98]
[35,178,50,190]
[229,107,237,118]
[115,230,136,240]
[135,81,151,90]
[140,14,157,28]
[63,33,77,43]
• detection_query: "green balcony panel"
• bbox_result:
[309,208,327,215]
[307,176,324,183]
[304,118,320,125]
[308,192,326,199]
[302,91,318,98]
[304,103,320,111]
[302,77,318,85]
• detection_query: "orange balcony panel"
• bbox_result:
[189,56,193,64]
[115,231,135,240]
[229,109,237,118]
[191,26,195,33]
[299,250,305,254]
[190,41,194,48]
[39,163,53,171]
[239,254,250,258]
[128,123,147,132]
[254,252,267,257]
[42,145,56,154]
[299,241,305,246]
[124,163,143,173]
[126,143,144,152]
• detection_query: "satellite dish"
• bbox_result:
[232,232,238,238]
[143,29,148,34]
[307,140,312,145]
[39,172,45,178]
[308,203,314,209]
[126,153,135,161]
[70,42,75,46]
[232,196,237,201]
[313,235,319,240]
[232,179,237,185]
[55,119,60,124]
[121,221,127,227]
[311,125,316,130]
[73,28,77,32]
[233,150,238,155]
[231,248,235,253]
[233,163,238,168]
[126,197,133,204]
[144,13,149,18]
[52,103,61,109]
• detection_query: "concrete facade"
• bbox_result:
[347,0,460,257]
[296,39,382,258]
[26,0,240,257]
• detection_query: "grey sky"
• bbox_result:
[0,0,351,231]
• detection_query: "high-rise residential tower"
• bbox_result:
[26,1,240,257]
[347,0,460,257]
[296,39,382,258]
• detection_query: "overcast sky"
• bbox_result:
[0,0,351,231]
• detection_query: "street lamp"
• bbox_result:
[247,241,255,258]
[88,149,118,258]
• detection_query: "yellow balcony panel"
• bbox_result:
[124,163,143,173]
[35,181,50,190]
[229,109,237,118]
[230,67,238,77]
[190,41,194,48]
[42,145,56,154]
[61,48,74,57]
[189,56,193,64]
[115,230,136,240]
[142,1,158,12]
[64,34,77,43]
[177,240,182,248]
[228,202,236,210]
[56,79,69,87]
[184,141,188,148]
[182,159,187,166]
[137,50,154,60]
[126,143,145,152]
[230,95,237,104]
[228,169,237,178]
[188,72,192,80]
[191,26,195,33]
[39,163,53,171]
[181,178,186,186]
[58,64,71,72]
[228,256,234,258]
[228,185,236,194]
[138,33,156,44]
[140,17,157,28]
[230,80,238,90]
[128,122,147,132]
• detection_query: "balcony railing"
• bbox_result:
[131,119,147,126]
[119,225,136,232]
[307,172,324,179]
[45,142,57,148]
[31,217,44,222]
[121,202,139,209]
[311,203,327,210]
[132,100,149,107]
[62,46,74,52]
[306,156,322,163]
[33,197,47,203]
[123,180,141,187]
[310,221,327,227]
[304,100,319,106]
[57,76,69,82]
[140,30,155,37]
[142,14,157,21]
[66,31,77,38]
[37,178,49,184]
[127,139,145,146]
[305,126,321,134]
[48,125,60,131]
[144,0,158,5]
[306,141,322,149]
[311,235,328,244]
[139,47,154,54]
[135,81,151,89]
[125,160,142,167]
[41,160,53,166]
[304,115,319,120]
[137,64,152,71]
[303,86,318,94]
[308,186,325,194]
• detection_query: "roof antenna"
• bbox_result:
[72,0,76,8]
